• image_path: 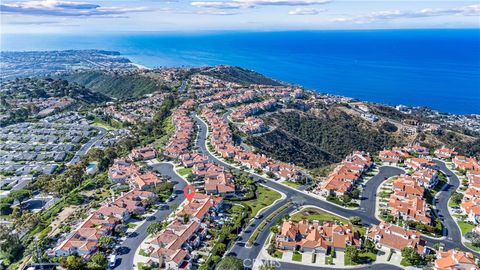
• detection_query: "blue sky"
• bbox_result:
[1,0,479,33]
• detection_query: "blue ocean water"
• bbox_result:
[2,29,479,114]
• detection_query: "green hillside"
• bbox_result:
[59,71,166,99]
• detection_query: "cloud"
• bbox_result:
[159,7,238,15]
[191,0,330,9]
[191,1,252,9]
[334,4,480,24]
[0,0,149,17]
[288,7,323,15]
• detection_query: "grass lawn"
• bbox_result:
[273,250,283,259]
[448,198,459,208]
[127,223,137,229]
[154,116,175,149]
[92,116,121,131]
[465,242,480,252]
[291,207,366,235]
[283,180,302,189]
[458,221,476,236]
[292,207,349,223]
[358,251,377,262]
[241,185,281,218]
[292,251,302,262]
[176,167,192,177]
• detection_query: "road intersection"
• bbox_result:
[114,112,475,270]
[192,113,479,267]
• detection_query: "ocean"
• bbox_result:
[2,29,479,114]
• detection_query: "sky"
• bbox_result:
[1,0,479,33]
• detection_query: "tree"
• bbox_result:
[87,252,107,270]
[363,239,376,253]
[98,236,115,249]
[215,256,243,270]
[9,189,32,203]
[0,225,23,264]
[267,242,277,256]
[349,216,362,225]
[401,247,424,266]
[341,194,352,204]
[270,226,279,234]
[147,221,164,235]
[0,203,12,215]
[350,189,361,199]
[61,255,86,270]
[345,246,359,265]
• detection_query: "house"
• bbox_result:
[366,221,426,254]
[317,151,372,197]
[460,198,480,224]
[131,171,162,190]
[179,153,208,168]
[434,249,478,270]
[53,213,118,257]
[276,220,361,253]
[453,156,480,172]
[411,168,438,189]
[405,157,437,170]
[204,171,236,196]
[177,193,223,222]
[378,150,403,166]
[434,148,458,159]
[130,146,157,160]
[389,176,431,224]
[108,159,138,183]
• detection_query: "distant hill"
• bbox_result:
[58,71,168,99]
[194,65,283,86]
[0,77,110,126]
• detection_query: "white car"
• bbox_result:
[109,255,117,268]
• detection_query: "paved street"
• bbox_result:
[360,166,404,219]
[67,126,107,165]
[115,162,188,270]
[192,112,480,267]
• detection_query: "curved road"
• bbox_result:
[193,113,480,265]
[115,162,188,270]
[68,126,108,165]
[359,166,404,219]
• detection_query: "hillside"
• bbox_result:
[58,71,168,99]
[246,106,480,170]
[246,107,400,169]
[195,65,283,86]
[0,77,110,126]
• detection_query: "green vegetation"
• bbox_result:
[283,180,302,189]
[292,251,302,262]
[400,247,425,267]
[449,191,464,208]
[291,207,348,224]
[241,185,281,218]
[176,167,193,177]
[215,256,244,270]
[247,203,291,246]
[92,115,122,131]
[247,109,399,169]
[198,66,282,86]
[458,221,476,236]
[291,207,366,235]
[59,71,169,99]
[154,116,175,149]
